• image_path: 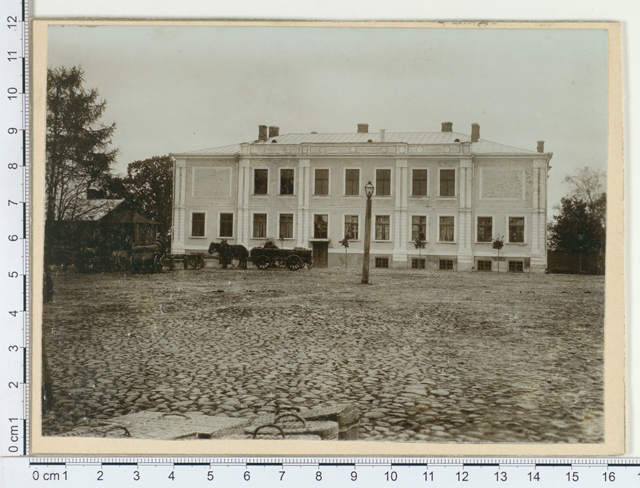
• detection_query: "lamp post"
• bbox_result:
[361,181,375,284]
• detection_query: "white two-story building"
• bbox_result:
[170,122,552,272]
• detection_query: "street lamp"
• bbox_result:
[361,181,375,284]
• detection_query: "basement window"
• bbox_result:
[375,257,389,268]
[477,260,492,271]
[411,258,426,269]
[439,259,454,270]
[509,261,524,273]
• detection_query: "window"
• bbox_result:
[376,169,391,196]
[477,260,492,271]
[279,213,293,239]
[219,213,233,238]
[345,169,360,195]
[253,213,267,238]
[375,257,389,268]
[344,215,359,240]
[315,169,329,195]
[280,169,294,195]
[412,216,427,242]
[412,169,428,196]
[314,214,328,239]
[375,215,390,241]
[439,216,455,242]
[509,217,525,243]
[412,258,426,269]
[509,261,524,272]
[191,212,205,237]
[477,217,493,243]
[440,169,455,197]
[439,259,454,270]
[254,169,268,195]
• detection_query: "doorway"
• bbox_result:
[312,242,329,268]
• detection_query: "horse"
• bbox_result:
[208,240,249,269]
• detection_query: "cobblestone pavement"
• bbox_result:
[42,266,604,443]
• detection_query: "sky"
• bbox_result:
[46,24,609,210]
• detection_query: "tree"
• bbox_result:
[413,235,426,269]
[563,166,606,225]
[548,196,606,274]
[120,156,173,234]
[492,235,504,273]
[46,66,118,224]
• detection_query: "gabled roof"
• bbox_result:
[173,131,538,157]
[74,199,125,221]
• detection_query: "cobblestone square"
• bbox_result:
[42,267,604,443]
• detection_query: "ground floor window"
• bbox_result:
[191,212,205,237]
[439,259,454,270]
[411,258,426,269]
[375,215,390,241]
[375,257,389,268]
[412,216,427,242]
[314,214,328,239]
[253,213,267,238]
[345,215,359,240]
[439,216,455,242]
[477,260,492,271]
[509,261,524,272]
[219,213,233,238]
[279,213,293,239]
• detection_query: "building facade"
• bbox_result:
[170,122,552,272]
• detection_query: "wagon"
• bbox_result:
[249,245,314,271]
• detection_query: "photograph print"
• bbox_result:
[32,20,624,455]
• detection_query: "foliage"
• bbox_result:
[46,66,117,223]
[121,156,173,234]
[548,196,605,256]
[492,235,504,251]
[563,166,606,226]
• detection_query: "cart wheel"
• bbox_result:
[195,255,205,269]
[286,254,303,271]
[153,254,164,273]
[185,256,196,270]
[255,255,271,270]
[306,258,314,269]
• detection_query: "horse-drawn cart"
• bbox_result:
[250,245,314,271]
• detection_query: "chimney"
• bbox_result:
[537,140,545,153]
[441,122,453,132]
[357,123,369,134]
[380,129,386,142]
[471,123,480,143]
[268,126,279,138]
[258,125,268,141]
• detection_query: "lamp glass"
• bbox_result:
[364,181,374,198]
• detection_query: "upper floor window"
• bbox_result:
[412,169,428,196]
[345,169,360,196]
[254,169,268,195]
[345,215,359,240]
[376,169,391,196]
[191,212,205,237]
[279,213,294,239]
[509,217,525,243]
[253,213,267,238]
[412,216,427,241]
[440,169,455,197]
[439,216,455,242]
[219,213,233,238]
[314,214,328,239]
[477,217,493,243]
[280,169,294,195]
[315,169,329,195]
[375,215,390,241]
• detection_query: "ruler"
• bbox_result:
[0,0,29,466]
[3,457,640,486]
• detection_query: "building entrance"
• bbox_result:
[312,242,329,268]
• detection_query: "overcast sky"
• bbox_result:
[46,24,609,209]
